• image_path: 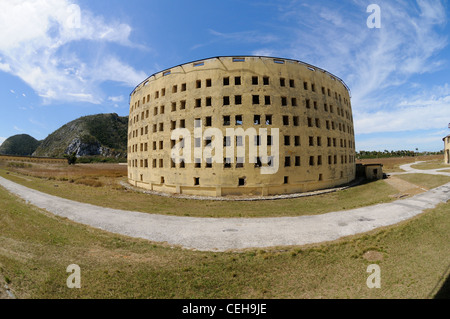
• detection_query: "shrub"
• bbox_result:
[64,152,77,165]
[74,179,104,187]
[7,162,32,168]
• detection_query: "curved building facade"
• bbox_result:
[128,56,356,196]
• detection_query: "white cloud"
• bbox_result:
[354,84,450,134]
[209,29,278,44]
[356,126,449,151]
[0,0,146,104]
[108,95,125,103]
[13,126,23,132]
[273,0,448,136]
[284,1,446,101]
[192,29,278,52]
[251,49,277,57]
[0,60,10,72]
[29,118,47,129]
[356,133,445,151]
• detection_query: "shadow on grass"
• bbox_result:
[433,264,450,299]
[434,275,450,299]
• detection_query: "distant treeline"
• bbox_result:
[356,150,444,159]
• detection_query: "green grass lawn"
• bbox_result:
[411,160,450,170]
[0,185,449,299]
[395,174,450,190]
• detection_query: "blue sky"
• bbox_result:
[0,0,449,152]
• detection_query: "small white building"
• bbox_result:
[444,134,450,165]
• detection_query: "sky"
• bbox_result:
[0,0,449,152]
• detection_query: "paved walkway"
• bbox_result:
[0,162,449,251]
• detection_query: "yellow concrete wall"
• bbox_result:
[365,165,383,180]
[128,56,356,196]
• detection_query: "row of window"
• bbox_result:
[130,95,352,126]
[128,115,354,141]
[133,170,347,187]
[129,134,354,154]
[131,76,350,112]
[129,154,355,170]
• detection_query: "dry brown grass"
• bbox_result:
[410,159,449,170]
[0,162,126,188]
[74,179,104,187]
[11,162,127,179]
[357,155,444,173]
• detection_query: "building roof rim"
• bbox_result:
[130,55,351,98]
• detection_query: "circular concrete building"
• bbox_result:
[128,56,356,196]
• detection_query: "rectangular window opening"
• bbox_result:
[289,79,295,88]
[284,156,291,167]
[235,115,243,125]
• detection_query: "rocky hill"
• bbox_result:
[0,134,41,156]
[32,113,128,159]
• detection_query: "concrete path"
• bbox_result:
[0,162,449,252]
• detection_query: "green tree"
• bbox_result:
[64,152,77,165]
